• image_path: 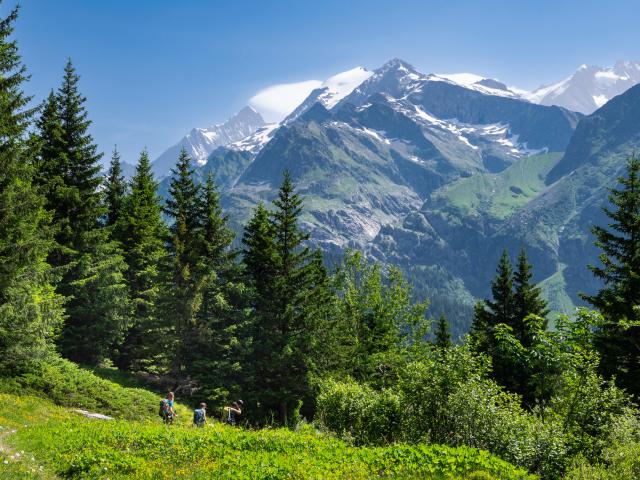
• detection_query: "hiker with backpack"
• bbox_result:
[159,391,177,424]
[193,402,207,428]
[224,400,243,426]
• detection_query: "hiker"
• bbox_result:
[159,391,177,424]
[193,402,207,428]
[224,400,243,426]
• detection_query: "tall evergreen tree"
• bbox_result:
[0,6,65,374]
[242,172,328,424]
[55,59,104,249]
[33,91,65,203]
[164,148,202,373]
[242,202,277,302]
[104,146,127,229]
[434,314,452,350]
[35,60,128,364]
[583,156,640,398]
[471,249,515,349]
[185,173,245,401]
[471,250,518,393]
[474,249,553,404]
[115,149,167,371]
[513,248,549,347]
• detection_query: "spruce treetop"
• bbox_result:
[105,146,127,227]
[0,5,33,144]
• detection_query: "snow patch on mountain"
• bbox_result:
[437,72,486,86]
[229,122,280,154]
[284,66,373,123]
[435,73,521,99]
[318,67,373,108]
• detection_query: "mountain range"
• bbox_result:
[152,60,640,180]
[151,58,640,334]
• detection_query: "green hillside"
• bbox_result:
[433,152,562,220]
[0,363,534,480]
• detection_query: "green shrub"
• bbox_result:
[316,378,402,445]
[317,346,571,478]
[565,414,640,480]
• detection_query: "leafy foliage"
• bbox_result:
[330,250,429,385]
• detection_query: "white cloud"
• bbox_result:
[249,79,322,122]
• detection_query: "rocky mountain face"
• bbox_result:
[152,106,265,178]
[373,83,640,332]
[524,61,640,114]
[156,58,640,334]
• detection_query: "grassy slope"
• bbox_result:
[433,152,562,220]
[0,361,536,480]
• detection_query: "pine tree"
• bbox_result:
[513,248,549,346]
[164,148,202,373]
[185,173,245,402]
[242,172,327,424]
[104,146,127,229]
[115,149,167,371]
[471,250,516,347]
[583,156,640,398]
[474,249,554,403]
[434,314,452,350]
[487,250,516,328]
[56,59,104,250]
[36,60,129,364]
[471,250,517,392]
[0,6,65,374]
[242,202,277,301]
[33,91,65,200]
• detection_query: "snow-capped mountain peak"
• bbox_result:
[152,106,265,178]
[524,61,640,114]
[228,122,280,154]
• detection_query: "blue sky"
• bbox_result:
[10,0,640,165]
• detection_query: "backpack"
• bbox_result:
[159,399,171,419]
[194,408,205,425]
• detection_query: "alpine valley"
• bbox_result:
[153,58,640,335]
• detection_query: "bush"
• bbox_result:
[550,365,633,461]
[316,378,402,445]
[565,414,640,480]
[317,345,570,478]
[399,357,568,479]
